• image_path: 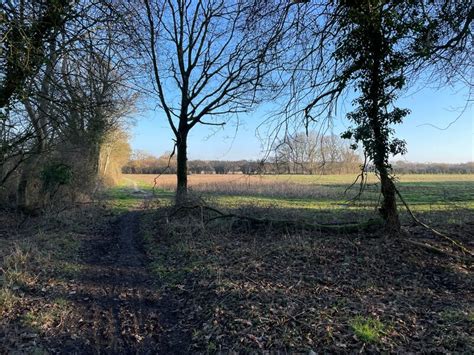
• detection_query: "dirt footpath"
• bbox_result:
[56,210,191,354]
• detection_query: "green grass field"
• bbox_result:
[113,173,474,224]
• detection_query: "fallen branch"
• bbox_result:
[395,187,473,257]
[170,204,384,233]
[405,240,458,258]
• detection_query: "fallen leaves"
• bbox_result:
[146,210,473,352]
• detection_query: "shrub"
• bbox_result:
[41,163,73,192]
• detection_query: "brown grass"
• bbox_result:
[124,173,474,190]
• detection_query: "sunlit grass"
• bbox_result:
[103,186,150,210]
[0,288,18,314]
[123,173,474,187]
[118,173,474,223]
[22,298,70,330]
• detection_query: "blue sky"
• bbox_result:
[129,83,473,163]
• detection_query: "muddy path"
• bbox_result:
[44,210,190,354]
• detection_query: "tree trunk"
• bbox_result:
[176,129,188,204]
[371,126,401,235]
[379,168,400,234]
[17,170,29,210]
[368,19,401,235]
[89,142,101,176]
[17,39,56,211]
[18,107,47,210]
[17,154,41,211]
[102,148,111,176]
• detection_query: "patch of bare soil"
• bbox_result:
[47,211,161,353]
[0,208,190,354]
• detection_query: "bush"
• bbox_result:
[40,163,73,192]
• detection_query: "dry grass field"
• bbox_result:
[125,172,474,189]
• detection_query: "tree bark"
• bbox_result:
[176,128,188,204]
[17,170,30,210]
[102,148,111,176]
[379,169,400,234]
[17,96,49,210]
[17,152,43,211]
[371,120,401,235]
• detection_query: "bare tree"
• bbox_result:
[99,129,131,184]
[121,0,286,202]
[16,39,58,209]
[273,132,360,174]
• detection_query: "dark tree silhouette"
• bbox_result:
[0,0,74,109]
[286,0,473,234]
[126,0,285,203]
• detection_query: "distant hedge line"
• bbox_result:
[123,160,473,175]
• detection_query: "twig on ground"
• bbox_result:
[404,240,459,258]
[395,187,473,257]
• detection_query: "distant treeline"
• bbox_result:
[123,157,360,175]
[392,161,474,174]
[124,134,363,175]
[123,151,473,176]
[123,157,264,175]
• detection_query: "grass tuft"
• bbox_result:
[350,316,385,343]
[0,288,18,313]
[22,298,70,330]
[2,244,41,289]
